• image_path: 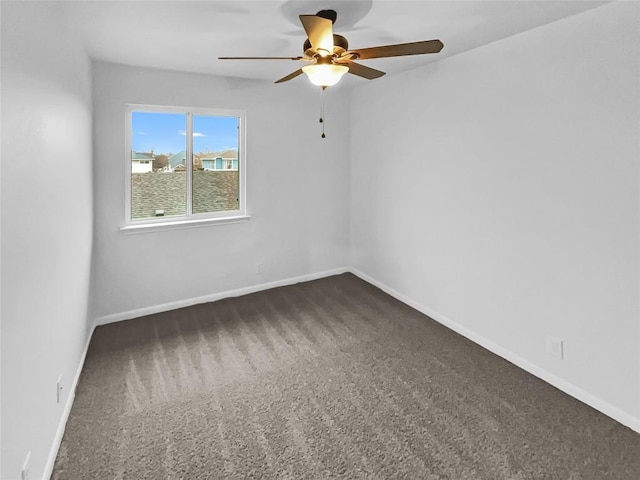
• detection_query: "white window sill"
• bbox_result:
[120,214,251,235]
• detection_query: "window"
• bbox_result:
[123,105,248,233]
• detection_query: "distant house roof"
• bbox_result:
[132,151,154,161]
[199,149,238,160]
[168,150,187,169]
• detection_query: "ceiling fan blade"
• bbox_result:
[219,56,306,60]
[351,40,444,60]
[299,14,334,56]
[343,61,386,80]
[274,69,304,84]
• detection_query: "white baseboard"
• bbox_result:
[42,320,96,480]
[95,267,350,326]
[348,267,640,434]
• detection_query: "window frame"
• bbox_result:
[122,104,249,234]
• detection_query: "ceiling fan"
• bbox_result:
[219,9,444,88]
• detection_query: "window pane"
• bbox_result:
[192,115,240,214]
[131,112,187,219]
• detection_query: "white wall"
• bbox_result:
[350,2,639,428]
[90,62,350,322]
[1,2,94,479]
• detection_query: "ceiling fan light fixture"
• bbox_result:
[302,63,349,87]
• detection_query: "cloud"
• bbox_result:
[178,130,206,137]
[137,131,146,135]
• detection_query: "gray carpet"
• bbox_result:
[52,273,640,479]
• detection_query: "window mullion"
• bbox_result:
[186,112,193,217]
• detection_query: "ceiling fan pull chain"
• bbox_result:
[320,87,326,138]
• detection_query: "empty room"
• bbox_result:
[1,0,639,479]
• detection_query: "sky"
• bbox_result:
[131,112,239,155]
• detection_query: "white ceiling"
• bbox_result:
[60,0,609,87]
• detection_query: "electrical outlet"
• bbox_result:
[57,374,63,404]
[547,336,564,359]
[21,451,31,480]
[256,262,264,275]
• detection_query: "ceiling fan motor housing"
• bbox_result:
[303,34,349,58]
[316,9,338,24]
